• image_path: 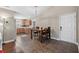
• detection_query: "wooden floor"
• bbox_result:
[15,35,78,53]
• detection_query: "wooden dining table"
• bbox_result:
[31,28,50,42]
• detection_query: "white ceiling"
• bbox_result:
[0,6,76,19]
[1,6,50,19]
[38,6,76,19]
[0,7,16,17]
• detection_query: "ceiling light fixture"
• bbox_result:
[32,6,38,28]
[35,6,38,18]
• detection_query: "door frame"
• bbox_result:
[59,13,77,44]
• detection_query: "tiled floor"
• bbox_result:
[15,35,78,53]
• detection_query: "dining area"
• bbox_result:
[15,17,78,53]
[16,27,78,53]
[31,26,51,42]
[16,19,51,43]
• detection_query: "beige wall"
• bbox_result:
[4,16,16,42]
[36,6,77,39]
[36,16,59,39]
[0,8,16,43]
[77,7,79,43]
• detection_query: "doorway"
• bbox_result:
[59,13,76,44]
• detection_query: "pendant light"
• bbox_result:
[33,6,38,29]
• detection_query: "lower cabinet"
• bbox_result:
[2,41,15,53]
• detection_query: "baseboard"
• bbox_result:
[51,37,78,44]
[78,44,79,52]
[51,37,57,40]
[51,37,60,40]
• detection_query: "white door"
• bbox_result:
[59,13,76,44]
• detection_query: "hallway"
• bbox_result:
[15,35,78,53]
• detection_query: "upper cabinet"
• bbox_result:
[22,19,32,27]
